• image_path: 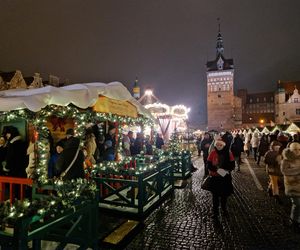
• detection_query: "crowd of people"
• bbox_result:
[0,124,165,182]
[197,130,300,232]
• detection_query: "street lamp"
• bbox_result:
[145,89,153,96]
[259,119,264,127]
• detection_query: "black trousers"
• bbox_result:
[212,193,228,215]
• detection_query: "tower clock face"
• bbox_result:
[217,57,224,70]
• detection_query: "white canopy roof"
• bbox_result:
[0,82,153,119]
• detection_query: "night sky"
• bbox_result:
[1,0,300,126]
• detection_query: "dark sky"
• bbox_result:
[1,0,300,126]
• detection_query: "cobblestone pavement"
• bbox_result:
[125,154,300,250]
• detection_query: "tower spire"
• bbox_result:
[216,18,224,56]
[132,76,140,99]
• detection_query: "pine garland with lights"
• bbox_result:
[0,179,97,231]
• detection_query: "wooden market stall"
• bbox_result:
[0,82,157,247]
[0,81,182,248]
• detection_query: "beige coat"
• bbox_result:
[85,134,97,164]
[280,148,300,197]
[25,142,35,178]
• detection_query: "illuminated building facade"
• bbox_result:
[275,80,300,124]
[237,89,275,126]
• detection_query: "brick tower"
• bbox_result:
[206,21,235,131]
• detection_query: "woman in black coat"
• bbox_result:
[55,129,84,180]
[207,139,235,221]
[3,126,27,177]
[0,136,8,176]
[230,134,244,171]
[257,134,270,165]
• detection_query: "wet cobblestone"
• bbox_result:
[126,154,300,250]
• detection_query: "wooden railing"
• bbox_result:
[0,176,33,204]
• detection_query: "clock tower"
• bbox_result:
[206,22,235,131]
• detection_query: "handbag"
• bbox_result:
[59,147,80,180]
[201,176,213,191]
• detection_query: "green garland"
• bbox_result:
[0,179,97,231]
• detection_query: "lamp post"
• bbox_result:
[259,119,264,128]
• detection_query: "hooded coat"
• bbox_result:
[281,148,300,197]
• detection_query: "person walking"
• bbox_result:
[207,139,235,221]
[230,134,244,171]
[281,142,300,232]
[250,132,259,161]
[200,132,213,176]
[257,133,270,166]
[243,133,251,157]
[264,141,283,203]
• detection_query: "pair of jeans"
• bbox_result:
[290,196,300,223]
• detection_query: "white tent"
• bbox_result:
[0,82,153,119]
[285,122,300,134]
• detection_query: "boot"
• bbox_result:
[222,209,229,217]
[211,213,219,221]
[290,220,300,233]
[267,187,273,197]
[274,195,282,205]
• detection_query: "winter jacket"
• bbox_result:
[207,149,235,196]
[200,137,213,159]
[250,134,259,148]
[0,145,7,176]
[25,142,35,178]
[55,136,84,180]
[85,135,97,164]
[264,150,282,176]
[281,148,300,197]
[230,136,244,156]
[5,136,27,177]
[258,137,269,156]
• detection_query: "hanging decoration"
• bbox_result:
[144,103,190,141]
